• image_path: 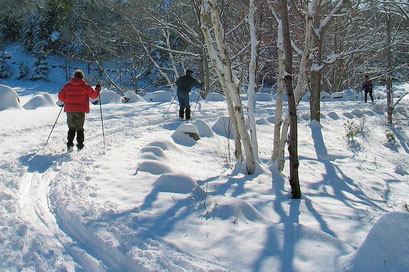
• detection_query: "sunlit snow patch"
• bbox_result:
[123,91,146,103]
[91,90,122,105]
[171,124,200,146]
[23,92,55,110]
[143,91,173,102]
[192,119,213,138]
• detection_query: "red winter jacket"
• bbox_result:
[58,78,101,113]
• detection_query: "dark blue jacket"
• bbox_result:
[362,79,373,92]
[176,74,202,94]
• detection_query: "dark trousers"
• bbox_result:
[177,91,190,119]
[66,112,85,149]
[364,91,374,102]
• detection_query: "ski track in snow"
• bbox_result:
[1,98,408,271]
[5,103,229,271]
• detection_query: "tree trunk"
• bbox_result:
[200,1,243,162]
[280,0,301,199]
[272,0,314,173]
[247,0,260,162]
[385,11,393,125]
[201,0,256,174]
[271,19,284,167]
[310,32,322,122]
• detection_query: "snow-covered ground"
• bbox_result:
[1,45,409,272]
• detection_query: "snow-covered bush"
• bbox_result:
[143,91,173,102]
[123,91,146,103]
[23,92,55,110]
[91,90,122,105]
[0,84,22,111]
[171,124,200,146]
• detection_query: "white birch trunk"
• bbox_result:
[202,0,256,174]
[200,1,243,161]
[271,15,284,168]
[272,0,316,172]
[247,0,260,162]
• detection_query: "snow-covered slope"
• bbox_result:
[0,78,408,271]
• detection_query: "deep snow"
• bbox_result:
[1,45,409,272]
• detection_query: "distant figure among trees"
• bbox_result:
[175,69,203,120]
[362,75,374,103]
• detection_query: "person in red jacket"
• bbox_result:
[58,70,101,151]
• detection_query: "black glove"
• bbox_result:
[96,83,101,89]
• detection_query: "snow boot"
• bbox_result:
[67,129,75,151]
[76,130,84,150]
[179,109,185,120]
[185,108,191,120]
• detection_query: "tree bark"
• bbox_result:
[280,0,301,198]
[385,11,393,125]
[201,0,256,174]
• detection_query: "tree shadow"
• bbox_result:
[19,152,70,173]
[391,127,409,153]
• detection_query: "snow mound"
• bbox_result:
[205,92,225,101]
[0,84,22,111]
[321,91,332,100]
[171,124,200,146]
[124,91,146,103]
[153,173,203,194]
[205,197,266,222]
[140,146,168,160]
[137,161,173,175]
[212,116,233,139]
[344,88,359,100]
[255,93,273,101]
[331,91,345,100]
[192,120,213,138]
[148,140,179,151]
[23,92,55,110]
[143,91,173,102]
[99,90,122,104]
[337,212,409,272]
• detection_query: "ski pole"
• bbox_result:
[44,104,64,147]
[99,93,106,149]
[163,94,177,117]
[191,92,202,120]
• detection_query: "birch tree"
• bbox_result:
[279,0,301,198]
[200,0,256,175]
[271,0,315,172]
[247,0,260,162]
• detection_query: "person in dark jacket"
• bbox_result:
[58,70,101,151]
[175,69,203,120]
[362,75,374,102]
